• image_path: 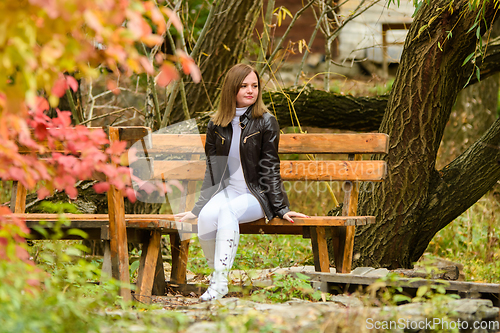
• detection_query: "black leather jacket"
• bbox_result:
[191,106,290,220]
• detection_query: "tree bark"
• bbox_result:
[263,87,387,131]
[353,0,500,269]
[166,0,263,124]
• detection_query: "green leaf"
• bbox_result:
[476,26,481,39]
[67,228,88,239]
[65,247,82,257]
[416,285,429,298]
[130,260,140,276]
[32,226,49,239]
[392,294,411,303]
[295,272,311,280]
[476,66,481,82]
[467,21,478,34]
[462,52,475,66]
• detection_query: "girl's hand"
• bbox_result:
[283,211,310,223]
[174,211,197,222]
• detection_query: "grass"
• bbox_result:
[426,190,500,283]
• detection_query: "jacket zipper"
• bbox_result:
[243,131,260,143]
[215,131,225,145]
[209,129,230,200]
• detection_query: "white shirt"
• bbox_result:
[227,107,250,192]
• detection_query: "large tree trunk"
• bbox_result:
[353,0,500,269]
[166,0,263,124]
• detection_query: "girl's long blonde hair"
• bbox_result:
[212,64,268,127]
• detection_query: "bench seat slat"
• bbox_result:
[14,213,374,231]
[150,160,387,181]
[11,214,193,232]
[148,133,389,154]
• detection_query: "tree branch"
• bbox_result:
[425,118,500,232]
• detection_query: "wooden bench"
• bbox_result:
[134,130,389,285]
[10,126,192,303]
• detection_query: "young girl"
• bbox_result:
[175,64,308,301]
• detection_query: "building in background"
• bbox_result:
[256,0,414,77]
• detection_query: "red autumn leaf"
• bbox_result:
[139,56,154,75]
[141,34,164,47]
[52,76,68,98]
[65,185,78,199]
[15,245,30,262]
[66,75,78,92]
[162,7,183,33]
[125,187,136,203]
[93,182,110,193]
[37,187,51,200]
[36,96,50,112]
[106,79,120,95]
[127,10,152,38]
[177,50,201,83]
[8,167,24,181]
[107,140,127,155]
[149,4,166,34]
[33,123,48,140]
[53,110,72,127]
[156,63,179,87]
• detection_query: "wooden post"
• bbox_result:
[333,154,361,273]
[135,230,162,303]
[100,240,112,283]
[107,127,131,302]
[310,226,331,272]
[169,155,197,284]
[10,182,27,213]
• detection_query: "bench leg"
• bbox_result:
[107,127,131,303]
[152,247,166,296]
[101,240,112,283]
[169,233,190,284]
[310,226,330,272]
[135,230,162,304]
[331,225,355,273]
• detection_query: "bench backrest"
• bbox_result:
[134,133,389,183]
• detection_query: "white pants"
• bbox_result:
[197,185,265,240]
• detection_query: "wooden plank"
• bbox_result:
[148,133,389,154]
[245,216,375,227]
[13,213,374,229]
[169,233,190,284]
[151,160,387,182]
[278,134,389,154]
[152,248,166,296]
[310,227,330,272]
[168,153,197,289]
[12,214,193,232]
[10,182,27,213]
[135,230,161,304]
[107,127,131,302]
[101,240,112,283]
[238,225,304,235]
[117,126,150,143]
[333,154,361,274]
[304,272,500,294]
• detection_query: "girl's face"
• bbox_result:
[236,71,258,108]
